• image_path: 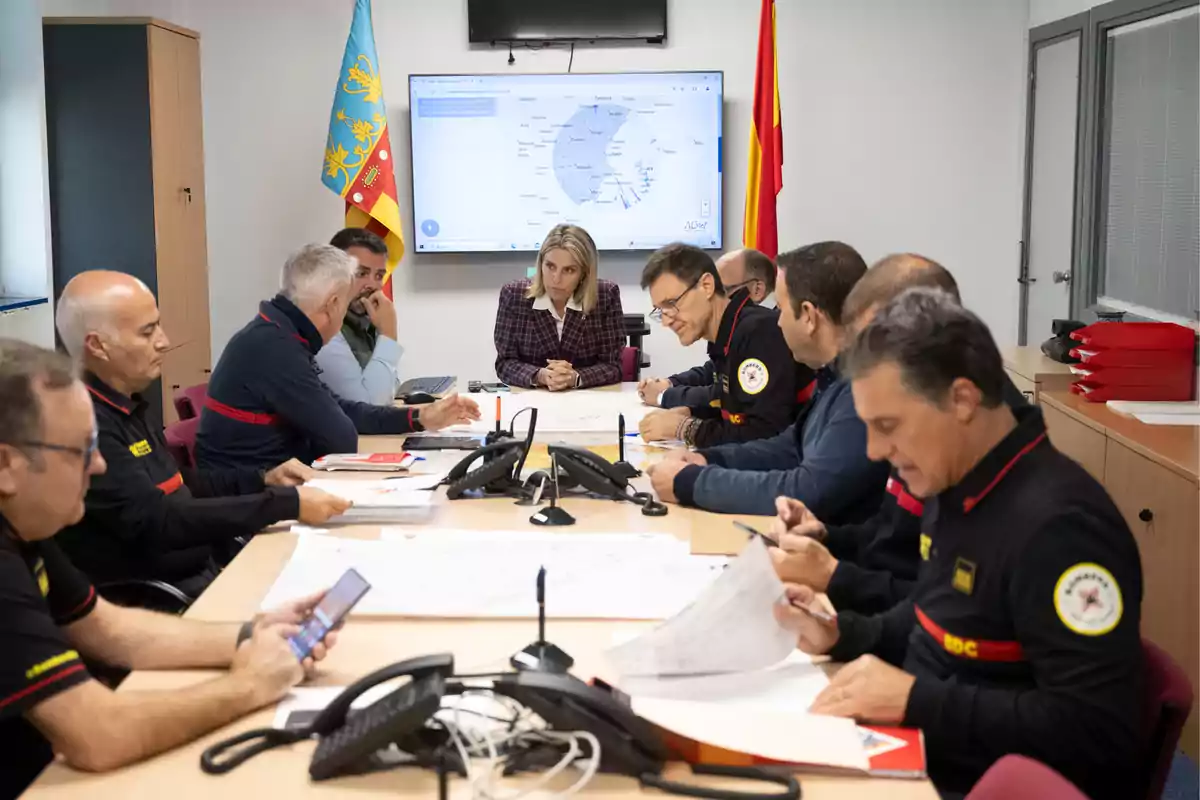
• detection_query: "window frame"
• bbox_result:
[1077,0,1200,324]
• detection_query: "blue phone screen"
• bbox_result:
[287,569,371,660]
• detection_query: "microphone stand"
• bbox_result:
[511,566,574,673]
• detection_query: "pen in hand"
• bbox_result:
[732,520,779,549]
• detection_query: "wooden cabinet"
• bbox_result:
[1002,346,1076,404]
[1042,400,1107,482]
[44,18,211,423]
[1041,390,1200,757]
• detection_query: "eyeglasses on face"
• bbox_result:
[6,430,100,469]
[649,276,703,322]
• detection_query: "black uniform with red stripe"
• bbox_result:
[823,378,1030,615]
[681,288,814,448]
[830,406,1145,799]
[196,295,423,471]
[55,373,299,595]
[0,517,97,799]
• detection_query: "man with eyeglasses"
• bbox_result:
[53,271,351,602]
[0,339,339,799]
[638,248,781,410]
[646,241,888,524]
[637,244,813,447]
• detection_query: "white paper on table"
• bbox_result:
[1132,413,1200,426]
[259,531,726,620]
[630,696,869,772]
[617,650,829,714]
[1107,400,1200,416]
[640,438,689,449]
[290,524,330,535]
[445,388,653,434]
[302,479,437,524]
[602,538,796,677]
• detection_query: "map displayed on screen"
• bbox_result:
[408,72,723,253]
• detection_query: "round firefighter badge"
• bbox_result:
[1054,562,1123,636]
[737,358,770,395]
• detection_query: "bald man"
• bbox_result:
[638,248,783,410]
[54,271,349,603]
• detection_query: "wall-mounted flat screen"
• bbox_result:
[409,71,723,253]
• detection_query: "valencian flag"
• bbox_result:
[323,0,404,298]
[743,0,783,259]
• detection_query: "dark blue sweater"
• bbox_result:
[195,296,421,471]
[673,366,887,522]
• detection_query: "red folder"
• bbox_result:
[659,723,927,779]
[1069,321,1195,351]
[1070,347,1194,368]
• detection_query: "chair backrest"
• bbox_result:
[966,755,1088,800]
[1141,638,1194,800]
[173,383,208,421]
[620,346,640,382]
[164,416,199,469]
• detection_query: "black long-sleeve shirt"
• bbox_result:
[55,373,300,586]
[823,473,923,614]
[196,295,422,471]
[830,406,1145,800]
[660,360,717,409]
[823,376,1029,614]
[682,290,814,448]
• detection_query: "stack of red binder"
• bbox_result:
[1068,322,1196,402]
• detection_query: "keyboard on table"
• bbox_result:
[396,375,455,397]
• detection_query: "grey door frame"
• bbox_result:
[1018,13,1088,345]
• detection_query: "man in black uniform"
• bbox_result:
[638,248,788,410]
[196,244,479,471]
[0,340,337,799]
[768,254,1027,615]
[53,271,351,600]
[638,243,813,447]
[776,289,1144,800]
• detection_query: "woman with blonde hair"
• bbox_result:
[493,224,625,389]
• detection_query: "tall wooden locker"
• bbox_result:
[44,18,211,423]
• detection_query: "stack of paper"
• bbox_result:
[1106,399,1200,426]
[303,479,436,523]
[259,531,726,619]
[603,538,796,677]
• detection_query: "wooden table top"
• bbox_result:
[24,420,937,799]
[1040,389,1200,484]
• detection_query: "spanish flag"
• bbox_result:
[322,0,404,298]
[743,0,783,259]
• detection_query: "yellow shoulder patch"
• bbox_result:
[1054,562,1123,636]
[737,358,769,395]
[129,440,152,457]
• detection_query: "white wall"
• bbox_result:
[40,0,1030,379]
[1030,0,1099,27]
[0,0,55,346]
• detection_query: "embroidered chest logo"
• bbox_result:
[737,358,770,395]
[952,558,976,595]
[1054,563,1123,636]
[919,534,932,561]
[129,439,152,457]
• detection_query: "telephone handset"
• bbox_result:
[443,439,526,499]
[548,444,668,516]
[308,653,454,735]
[198,654,455,778]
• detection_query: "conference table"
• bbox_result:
[24,393,938,800]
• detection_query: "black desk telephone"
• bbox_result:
[200,653,797,798]
[548,444,668,517]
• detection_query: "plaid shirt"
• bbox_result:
[494,279,625,388]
